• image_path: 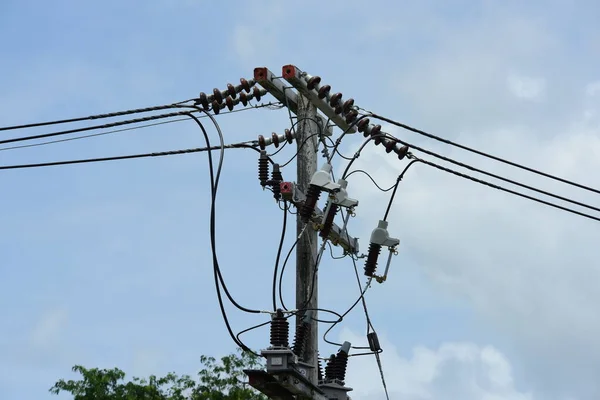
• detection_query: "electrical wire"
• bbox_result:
[410,153,600,223]
[0,144,253,170]
[343,132,600,221]
[0,110,200,146]
[344,169,396,192]
[272,201,289,311]
[0,98,196,132]
[0,102,283,153]
[328,114,370,164]
[383,159,421,221]
[383,135,600,214]
[370,113,600,196]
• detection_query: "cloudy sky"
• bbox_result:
[1,1,599,399]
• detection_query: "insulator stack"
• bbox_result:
[292,320,310,358]
[318,354,324,382]
[271,164,283,201]
[270,309,289,348]
[333,349,349,384]
[319,202,339,239]
[324,354,336,381]
[196,78,261,112]
[364,242,382,277]
[300,184,322,223]
[258,151,269,187]
[257,129,297,150]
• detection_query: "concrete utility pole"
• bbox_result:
[295,94,320,386]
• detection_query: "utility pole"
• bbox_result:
[295,94,320,386]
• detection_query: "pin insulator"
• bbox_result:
[199,92,209,110]
[240,78,251,93]
[271,132,280,148]
[225,96,234,111]
[318,85,331,99]
[252,86,262,101]
[329,92,342,107]
[307,76,321,90]
[342,98,355,113]
[357,118,370,134]
[226,83,237,98]
[285,129,294,144]
[213,88,223,104]
[239,91,249,106]
[212,100,221,114]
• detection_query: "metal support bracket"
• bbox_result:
[281,65,357,134]
[281,181,359,254]
[255,66,333,137]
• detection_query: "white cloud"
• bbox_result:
[348,84,600,395]
[507,74,546,100]
[343,328,533,400]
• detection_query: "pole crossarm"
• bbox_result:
[281,65,357,134]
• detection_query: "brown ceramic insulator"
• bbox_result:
[357,118,370,133]
[271,132,280,148]
[318,85,331,99]
[285,129,294,144]
[373,136,383,145]
[213,88,223,104]
[226,83,237,98]
[258,135,266,150]
[199,92,209,109]
[253,86,262,101]
[342,98,354,113]
[225,96,235,111]
[396,145,409,160]
[329,92,342,107]
[334,104,343,115]
[370,124,382,137]
[384,139,396,153]
[345,110,358,124]
[239,91,249,106]
[240,78,251,93]
[307,76,321,90]
[212,100,221,114]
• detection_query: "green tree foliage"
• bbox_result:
[49,350,267,400]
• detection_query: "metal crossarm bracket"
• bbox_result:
[281,65,357,134]
[281,181,359,254]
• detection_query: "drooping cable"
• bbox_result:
[370,113,600,196]
[272,201,289,310]
[183,111,254,353]
[383,159,421,221]
[344,169,396,192]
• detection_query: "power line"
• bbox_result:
[346,132,600,219]
[0,98,197,132]
[411,154,600,223]
[0,143,255,171]
[370,113,600,196]
[0,102,281,152]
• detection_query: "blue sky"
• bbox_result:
[1,1,600,399]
